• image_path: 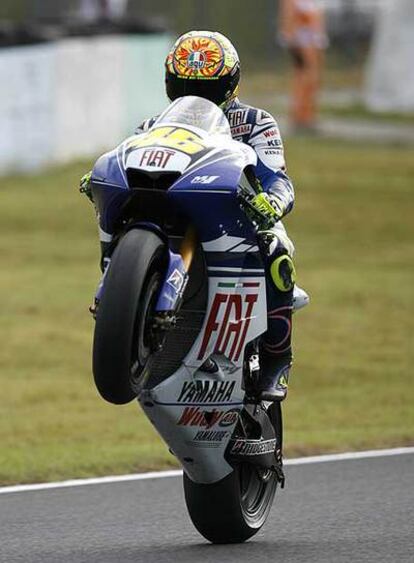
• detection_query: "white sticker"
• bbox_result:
[191,175,219,185]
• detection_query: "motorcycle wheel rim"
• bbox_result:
[132,271,161,374]
[238,464,277,527]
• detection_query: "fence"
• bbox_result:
[0,33,171,175]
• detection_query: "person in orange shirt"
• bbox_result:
[279,0,328,132]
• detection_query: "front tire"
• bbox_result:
[92,228,165,404]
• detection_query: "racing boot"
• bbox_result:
[257,283,309,400]
[258,349,291,401]
[293,284,310,312]
[256,229,296,401]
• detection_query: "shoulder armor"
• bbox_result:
[135,116,157,134]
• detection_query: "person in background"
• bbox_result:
[278,0,328,133]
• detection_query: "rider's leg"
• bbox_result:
[257,224,296,401]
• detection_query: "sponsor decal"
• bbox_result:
[219,408,240,427]
[193,430,229,442]
[218,281,260,288]
[231,124,252,136]
[263,127,280,139]
[177,380,236,403]
[266,139,283,147]
[139,148,175,168]
[228,109,249,127]
[166,268,185,293]
[231,438,277,456]
[177,407,240,428]
[178,407,222,428]
[264,149,283,156]
[257,110,274,125]
[187,51,206,69]
[191,175,219,184]
[197,293,258,361]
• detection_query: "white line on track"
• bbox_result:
[1,446,413,496]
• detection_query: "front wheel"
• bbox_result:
[183,402,282,544]
[92,228,166,404]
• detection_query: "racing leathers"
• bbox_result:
[136,99,296,400]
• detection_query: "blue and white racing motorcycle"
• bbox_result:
[90,96,295,543]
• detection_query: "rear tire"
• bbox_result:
[183,465,277,544]
[183,402,282,544]
[92,229,165,404]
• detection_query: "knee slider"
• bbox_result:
[270,254,296,292]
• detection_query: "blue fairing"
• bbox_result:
[155,250,187,312]
[93,146,128,188]
[169,153,255,244]
[90,143,256,244]
[91,147,130,233]
[90,97,265,312]
[169,155,263,275]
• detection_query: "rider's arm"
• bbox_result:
[248,110,295,218]
[79,171,94,202]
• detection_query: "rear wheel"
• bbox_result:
[183,402,282,544]
[92,229,165,404]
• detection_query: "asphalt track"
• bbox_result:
[1,451,413,563]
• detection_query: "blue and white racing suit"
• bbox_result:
[137,99,296,377]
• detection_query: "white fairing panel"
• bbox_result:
[121,124,256,179]
[139,277,267,484]
[189,277,267,368]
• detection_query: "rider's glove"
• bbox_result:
[79,171,93,203]
[244,192,284,230]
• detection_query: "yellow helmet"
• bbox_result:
[165,30,240,108]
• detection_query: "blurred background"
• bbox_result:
[1,0,414,172]
[0,0,413,484]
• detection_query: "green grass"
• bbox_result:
[243,65,364,99]
[320,104,414,126]
[0,139,413,485]
[283,138,414,453]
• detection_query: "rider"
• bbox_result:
[80,30,306,402]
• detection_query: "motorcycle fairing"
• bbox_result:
[92,120,260,316]
[138,176,267,483]
[155,250,188,312]
[90,114,256,236]
[91,97,272,484]
[139,269,267,484]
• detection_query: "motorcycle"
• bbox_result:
[90,96,305,544]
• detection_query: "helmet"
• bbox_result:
[165,31,240,109]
